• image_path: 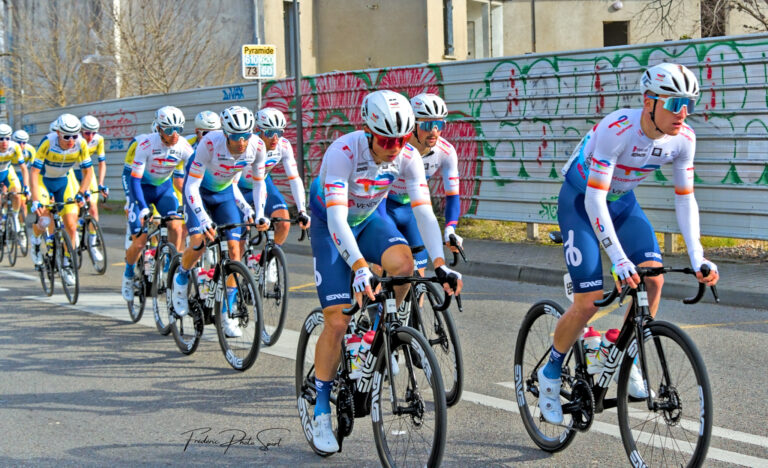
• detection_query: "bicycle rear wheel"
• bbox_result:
[18,213,28,257]
[39,252,55,296]
[84,218,108,274]
[0,215,7,263]
[127,253,146,323]
[152,243,176,335]
[6,223,17,266]
[412,281,464,407]
[371,325,447,468]
[617,320,713,468]
[168,255,204,355]
[259,246,289,347]
[56,231,79,305]
[513,300,578,452]
[214,260,262,371]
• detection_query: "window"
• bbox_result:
[603,21,629,47]
[467,0,504,59]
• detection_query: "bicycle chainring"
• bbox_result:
[569,377,595,432]
[336,382,355,438]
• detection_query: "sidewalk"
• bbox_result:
[98,214,767,310]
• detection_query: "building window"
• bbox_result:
[467,0,503,59]
[604,21,629,47]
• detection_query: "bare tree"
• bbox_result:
[632,0,698,40]
[728,0,768,31]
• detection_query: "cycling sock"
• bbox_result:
[225,287,237,313]
[543,346,566,379]
[175,267,189,285]
[314,378,333,418]
[275,243,282,248]
[124,263,135,278]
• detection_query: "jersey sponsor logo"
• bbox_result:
[139,140,151,149]
[564,230,583,267]
[341,145,354,159]
[332,232,341,246]
[219,161,249,171]
[594,218,605,233]
[616,163,660,176]
[356,173,395,192]
[324,182,345,194]
[644,252,662,260]
[592,158,611,170]
[579,279,603,288]
[206,140,214,151]
[601,238,613,248]
[607,115,629,129]
[388,236,407,243]
[326,293,350,301]
[652,147,662,157]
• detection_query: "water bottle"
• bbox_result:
[354,330,376,374]
[598,328,620,369]
[143,248,156,277]
[582,326,602,374]
[345,334,363,379]
[247,253,260,273]
[197,269,210,300]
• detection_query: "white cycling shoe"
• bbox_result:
[172,274,189,317]
[615,363,653,399]
[31,245,43,266]
[222,316,242,338]
[537,367,564,425]
[121,275,134,301]
[311,413,339,453]
[61,266,76,287]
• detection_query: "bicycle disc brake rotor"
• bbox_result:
[568,378,594,432]
[660,385,682,426]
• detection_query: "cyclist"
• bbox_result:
[0,124,29,236]
[537,63,721,425]
[238,107,310,268]
[186,110,221,149]
[387,93,462,273]
[307,89,462,453]
[11,129,33,239]
[171,105,269,338]
[29,114,93,286]
[121,106,193,302]
[76,115,108,262]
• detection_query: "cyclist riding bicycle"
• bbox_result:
[171,105,269,338]
[387,93,462,272]
[238,107,310,250]
[307,89,462,453]
[121,106,193,302]
[75,115,108,262]
[29,114,93,287]
[11,129,33,196]
[0,124,29,235]
[186,110,221,149]
[537,63,721,425]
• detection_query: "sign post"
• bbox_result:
[242,44,276,113]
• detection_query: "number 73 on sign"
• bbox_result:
[241,44,276,80]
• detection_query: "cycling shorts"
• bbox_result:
[40,174,80,216]
[386,198,428,269]
[0,169,21,192]
[558,180,661,293]
[310,202,408,309]
[242,175,287,217]
[127,179,180,235]
[184,184,244,241]
[73,168,99,205]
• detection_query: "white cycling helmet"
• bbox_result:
[255,107,287,130]
[361,90,414,137]
[50,120,59,133]
[57,113,82,135]
[640,63,700,98]
[0,124,12,138]
[12,129,29,143]
[194,110,221,131]
[410,93,448,119]
[220,106,255,133]
[80,115,100,132]
[155,106,185,128]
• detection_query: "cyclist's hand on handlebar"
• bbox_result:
[613,259,640,289]
[297,211,311,229]
[436,264,463,296]
[256,217,270,232]
[352,266,376,306]
[201,222,217,242]
[444,226,463,253]
[75,192,86,206]
[31,200,43,216]
[137,208,151,227]
[99,185,109,200]
[696,259,719,287]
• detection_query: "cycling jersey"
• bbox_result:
[185,134,199,149]
[239,136,306,213]
[559,108,704,289]
[0,142,24,174]
[73,134,105,193]
[21,145,36,167]
[33,132,91,179]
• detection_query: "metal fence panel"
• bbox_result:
[23,34,768,239]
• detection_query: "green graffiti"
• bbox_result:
[756,164,768,185]
[720,163,744,184]
[538,195,559,221]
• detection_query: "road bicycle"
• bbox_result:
[167,222,263,371]
[514,265,719,467]
[35,200,80,305]
[74,197,107,275]
[243,216,309,346]
[296,274,450,467]
[0,191,24,266]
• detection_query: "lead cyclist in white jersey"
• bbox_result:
[537,63,720,425]
[306,89,462,453]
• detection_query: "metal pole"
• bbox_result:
[292,0,304,181]
[443,0,454,57]
[253,0,262,111]
[530,0,536,53]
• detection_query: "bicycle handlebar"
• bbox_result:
[249,216,310,246]
[448,233,467,267]
[192,222,260,251]
[342,275,455,316]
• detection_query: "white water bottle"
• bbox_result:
[354,330,375,373]
[345,334,363,379]
[598,328,620,369]
[582,326,602,374]
[197,269,210,299]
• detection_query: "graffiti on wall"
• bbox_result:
[92,108,137,139]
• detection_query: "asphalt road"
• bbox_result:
[1,233,766,467]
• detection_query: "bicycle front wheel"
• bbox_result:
[617,320,713,468]
[56,231,79,305]
[6,222,17,266]
[0,215,7,263]
[39,251,55,296]
[127,255,146,323]
[84,218,108,274]
[513,300,578,452]
[151,243,177,335]
[259,246,289,347]
[18,213,28,257]
[168,256,204,355]
[214,260,262,371]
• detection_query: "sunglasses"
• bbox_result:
[0,137,10,141]
[418,120,446,132]
[262,129,284,138]
[648,95,695,114]
[82,131,96,136]
[199,130,210,137]
[61,134,79,141]
[372,132,411,150]
[159,126,183,136]
[226,132,252,141]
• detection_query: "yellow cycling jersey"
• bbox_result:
[0,141,24,173]
[20,145,36,167]
[33,132,91,179]
[83,133,106,163]
[124,137,140,170]
[186,134,198,147]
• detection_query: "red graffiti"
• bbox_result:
[594,72,605,114]
[91,108,137,139]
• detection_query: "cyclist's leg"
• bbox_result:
[385,198,429,273]
[154,181,184,252]
[88,170,99,221]
[208,188,246,317]
[264,176,291,245]
[60,173,81,249]
[6,169,22,213]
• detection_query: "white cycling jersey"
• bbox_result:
[389,136,460,204]
[241,136,306,212]
[184,130,267,228]
[317,130,444,268]
[562,108,704,269]
[130,133,194,186]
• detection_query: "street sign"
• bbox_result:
[242,44,276,80]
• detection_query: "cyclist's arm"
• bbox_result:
[249,146,267,221]
[440,144,461,230]
[30,143,48,202]
[280,141,307,213]
[672,142,705,270]
[17,149,30,190]
[324,152,366,270]
[96,136,107,186]
[184,150,213,229]
[129,142,150,211]
[403,154,446,267]
[232,172,254,219]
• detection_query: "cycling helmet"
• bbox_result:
[0,124,12,138]
[80,115,100,132]
[12,129,29,143]
[220,106,255,133]
[194,110,221,131]
[255,107,287,130]
[410,93,448,119]
[155,106,185,128]
[361,90,414,137]
[57,113,82,135]
[640,63,699,98]
[50,120,59,133]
